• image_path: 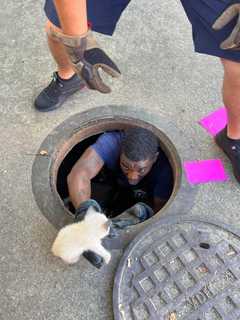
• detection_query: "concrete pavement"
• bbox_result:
[0,0,239,319]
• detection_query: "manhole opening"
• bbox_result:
[53,119,181,222]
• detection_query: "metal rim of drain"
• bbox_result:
[113,216,240,320]
[31,105,198,249]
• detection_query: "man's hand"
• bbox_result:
[111,202,154,230]
[212,4,240,50]
[49,28,121,93]
[75,199,106,269]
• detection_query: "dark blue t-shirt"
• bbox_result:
[91,131,173,200]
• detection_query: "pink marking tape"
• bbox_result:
[184,159,229,185]
[198,107,227,136]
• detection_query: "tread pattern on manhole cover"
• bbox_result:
[113,218,240,320]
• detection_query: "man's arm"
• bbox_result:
[67,147,104,209]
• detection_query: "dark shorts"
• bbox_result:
[44,0,240,62]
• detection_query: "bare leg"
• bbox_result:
[221,58,240,139]
[45,0,88,79]
[35,6,87,111]
[53,0,88,36]
[45,20,75,80]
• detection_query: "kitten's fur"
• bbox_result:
[51,207,111,265]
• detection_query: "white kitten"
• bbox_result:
[51,206,111,265]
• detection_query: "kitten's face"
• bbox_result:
[85,207,111,238]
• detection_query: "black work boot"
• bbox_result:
[34,72,85,112]
[215,126,240,183]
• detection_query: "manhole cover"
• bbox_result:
[113,217,240,320]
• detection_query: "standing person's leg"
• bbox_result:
[44,0,87,79]
[53,0,88,36]
[35,0,88,112]
[35,0,130,112]
[180,0,240,183]
[35,18,85,112]
[47,0,87,77]
[46,20,75,80]
[215,59,240,182]
[49,0,122,94]
[221,59,240,139]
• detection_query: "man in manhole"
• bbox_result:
[67,127,173,268]
[37,1,240,185]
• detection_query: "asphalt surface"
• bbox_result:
[1,0,239,319]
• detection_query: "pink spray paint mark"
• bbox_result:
[184,159,229,185]
[198,107,227,136]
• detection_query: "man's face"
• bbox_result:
[120,153,158,185]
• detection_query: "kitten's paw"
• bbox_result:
[104,252,111,264]
[62,255,80,264]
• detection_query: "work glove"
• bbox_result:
[102,203,154,252]
[111,202,154,230]
[48,28,121,93]
[75,199,106,269]
[74,199,102,221]
[212,4,240,50]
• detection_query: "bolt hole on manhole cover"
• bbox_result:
[113,218,240,320]
[199,243,210,250]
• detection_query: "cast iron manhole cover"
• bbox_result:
[113,217,240,320]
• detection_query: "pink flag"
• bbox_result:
[184,159,229,185]
[198,107,227,136]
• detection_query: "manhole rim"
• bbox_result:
[32,105,198,247]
